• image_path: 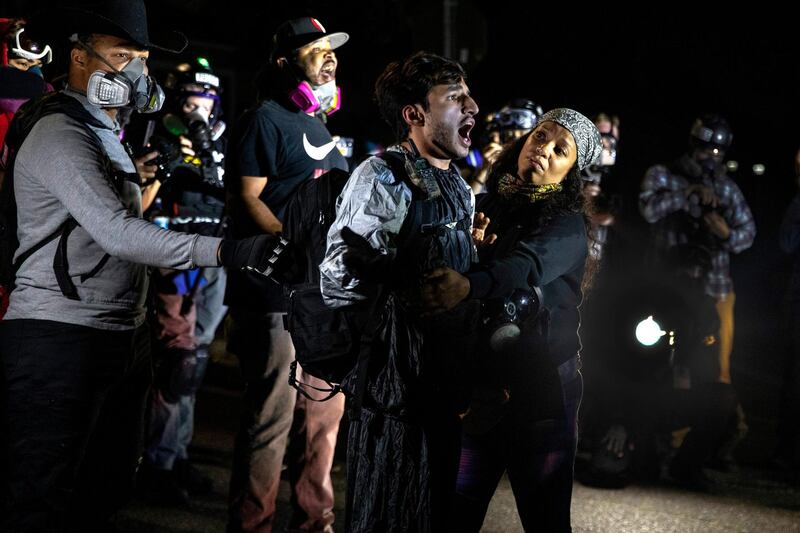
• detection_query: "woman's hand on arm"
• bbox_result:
[472,211,497,249]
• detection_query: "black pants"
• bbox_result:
[0,319,151,533]
[345,405,462,533]
[453,373,582,533]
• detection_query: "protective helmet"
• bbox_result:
[485,98,544,138]
[163,56,222,124]
[689,114,733,152]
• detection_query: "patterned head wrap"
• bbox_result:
[538,108,602,170]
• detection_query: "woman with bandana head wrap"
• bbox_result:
[420,108,602,532]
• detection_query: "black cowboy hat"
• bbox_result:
[38,0,187,53]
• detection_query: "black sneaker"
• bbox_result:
[174,458,214,496]
[137,462,190,506]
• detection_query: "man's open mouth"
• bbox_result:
[459,120,474,146]
[319,61,336,81]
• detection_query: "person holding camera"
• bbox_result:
[135,59,226,214]
[418,108,601,531]
[130,58,229,504]
[639,114,755,387]
[639,114,755,474]
[581,113,619,262]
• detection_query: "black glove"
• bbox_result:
[340,226,392,282]
[218,235,293,280]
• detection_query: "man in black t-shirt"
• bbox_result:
[224,17,348,533]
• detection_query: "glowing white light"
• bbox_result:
[195,72,219,87]
[752,164,765,175]
[635,316,666,346]
[726,160,739,172]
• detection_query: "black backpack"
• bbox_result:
[280,151,407,401]
[0,93,115,301]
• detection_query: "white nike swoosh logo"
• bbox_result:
[303,134,337,161]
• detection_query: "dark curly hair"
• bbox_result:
[485,130,599,292]
[374,51,466,142]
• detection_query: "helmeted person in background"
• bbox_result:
[485,98,543,146]
[225,17,348,533]
[132,57,229,504]
[639,113,755,472]
[320,50,480,532]
[640,114,755,385]
[581,112,619,261]
[0,18,52,73]
[0,18,54,316]
[466,98,543,194]
[0,17,53,149]
[136,56,227,212]
[0,1,278,530]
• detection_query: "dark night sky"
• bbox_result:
[10,2,796,193]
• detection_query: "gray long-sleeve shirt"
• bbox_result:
[5,88,220,330]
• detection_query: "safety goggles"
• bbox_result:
[491,108,538,130]
[10,28,52,64]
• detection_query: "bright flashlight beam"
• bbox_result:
[636,315,666,346]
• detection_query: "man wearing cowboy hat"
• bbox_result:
[224,16,349,533]
[0,1,277,530]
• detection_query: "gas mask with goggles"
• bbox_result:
[71,34,164,114]
[482,288,542,352]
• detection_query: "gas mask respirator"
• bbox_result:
[74,36,164,114]
[289,79,341,116]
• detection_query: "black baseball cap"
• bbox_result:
[270,17,348,61]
